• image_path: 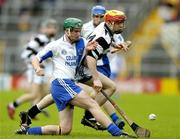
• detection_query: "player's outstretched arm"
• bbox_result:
[32,56,44,76]
[111,41,132,53]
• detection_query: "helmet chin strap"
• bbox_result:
[65,29,71,42]
[65,28,76,44]
[66,28,71,36]
[111,22,115,31]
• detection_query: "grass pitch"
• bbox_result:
[0,90,180,139]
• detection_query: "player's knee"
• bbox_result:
[60,122,72,135]
[61,126,72,135]
[108,82,116,94]
[89,90,97,99]
[28,92,39,100]
[87,98,99,109]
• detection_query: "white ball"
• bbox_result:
[148,113,156,120]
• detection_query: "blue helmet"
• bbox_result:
[91,5,106,15]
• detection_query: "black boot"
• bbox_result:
[81,110,106,131]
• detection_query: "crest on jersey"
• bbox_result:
[61,49,67,55]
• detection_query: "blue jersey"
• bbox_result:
[36,36,86,79]
[36,35,87,111]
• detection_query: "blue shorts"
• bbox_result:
[97,64,111,78]
[51,79,82,111]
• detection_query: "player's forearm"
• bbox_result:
[113,41,131,52]
[32,56,41,71]
[86,55,99,80]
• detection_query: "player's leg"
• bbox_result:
[16,79,75,135]
[35,83,51,117]
[7,69,46,119]
[95,72,116,105]
[7,68,31,119]
[21,79,75,134]
[29,74,50,106]
[77,83,106,130]
[31,84,45,105]
[81,97,125,130]
[78,82,108,130]
[20,83,42,103]
[98,73,125,128]
[7,82,41,119]
[96,67,125,128]
[81,73,125,129]
[7,89,29,120]
[20,82,98,128]
[96,65,125,128]
[82,72,116,105]
[71,91,110,127]
[77,82,97,98]
[16,106,73,135]
[52,78,122,136]
[7,68,33,110]
[32,107,73,135]
[70,90,124,136]
[31,77,52,115]
[17,79,130,137]
[19,94,54,127]
[19,78,53,124]
[102,101,125,129]
[39,71,54,117]
[39,106,73,135]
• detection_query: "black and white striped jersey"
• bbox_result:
[21,34,54,65]
[75,22,113,82]
[87,22,113,65]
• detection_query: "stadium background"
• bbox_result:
[0,0,179,95]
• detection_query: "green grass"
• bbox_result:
[0,90,180,139]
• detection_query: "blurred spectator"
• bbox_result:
[159,0,180,78]
[176,0,180,20]
[159,0,180,22]
[17,8,31,31]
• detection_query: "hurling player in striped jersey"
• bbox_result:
[80,6,126,130]
[7,19,58,119]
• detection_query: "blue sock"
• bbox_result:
[27,127,42,135]
[107,123,122,136]
[110,113,120,123]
